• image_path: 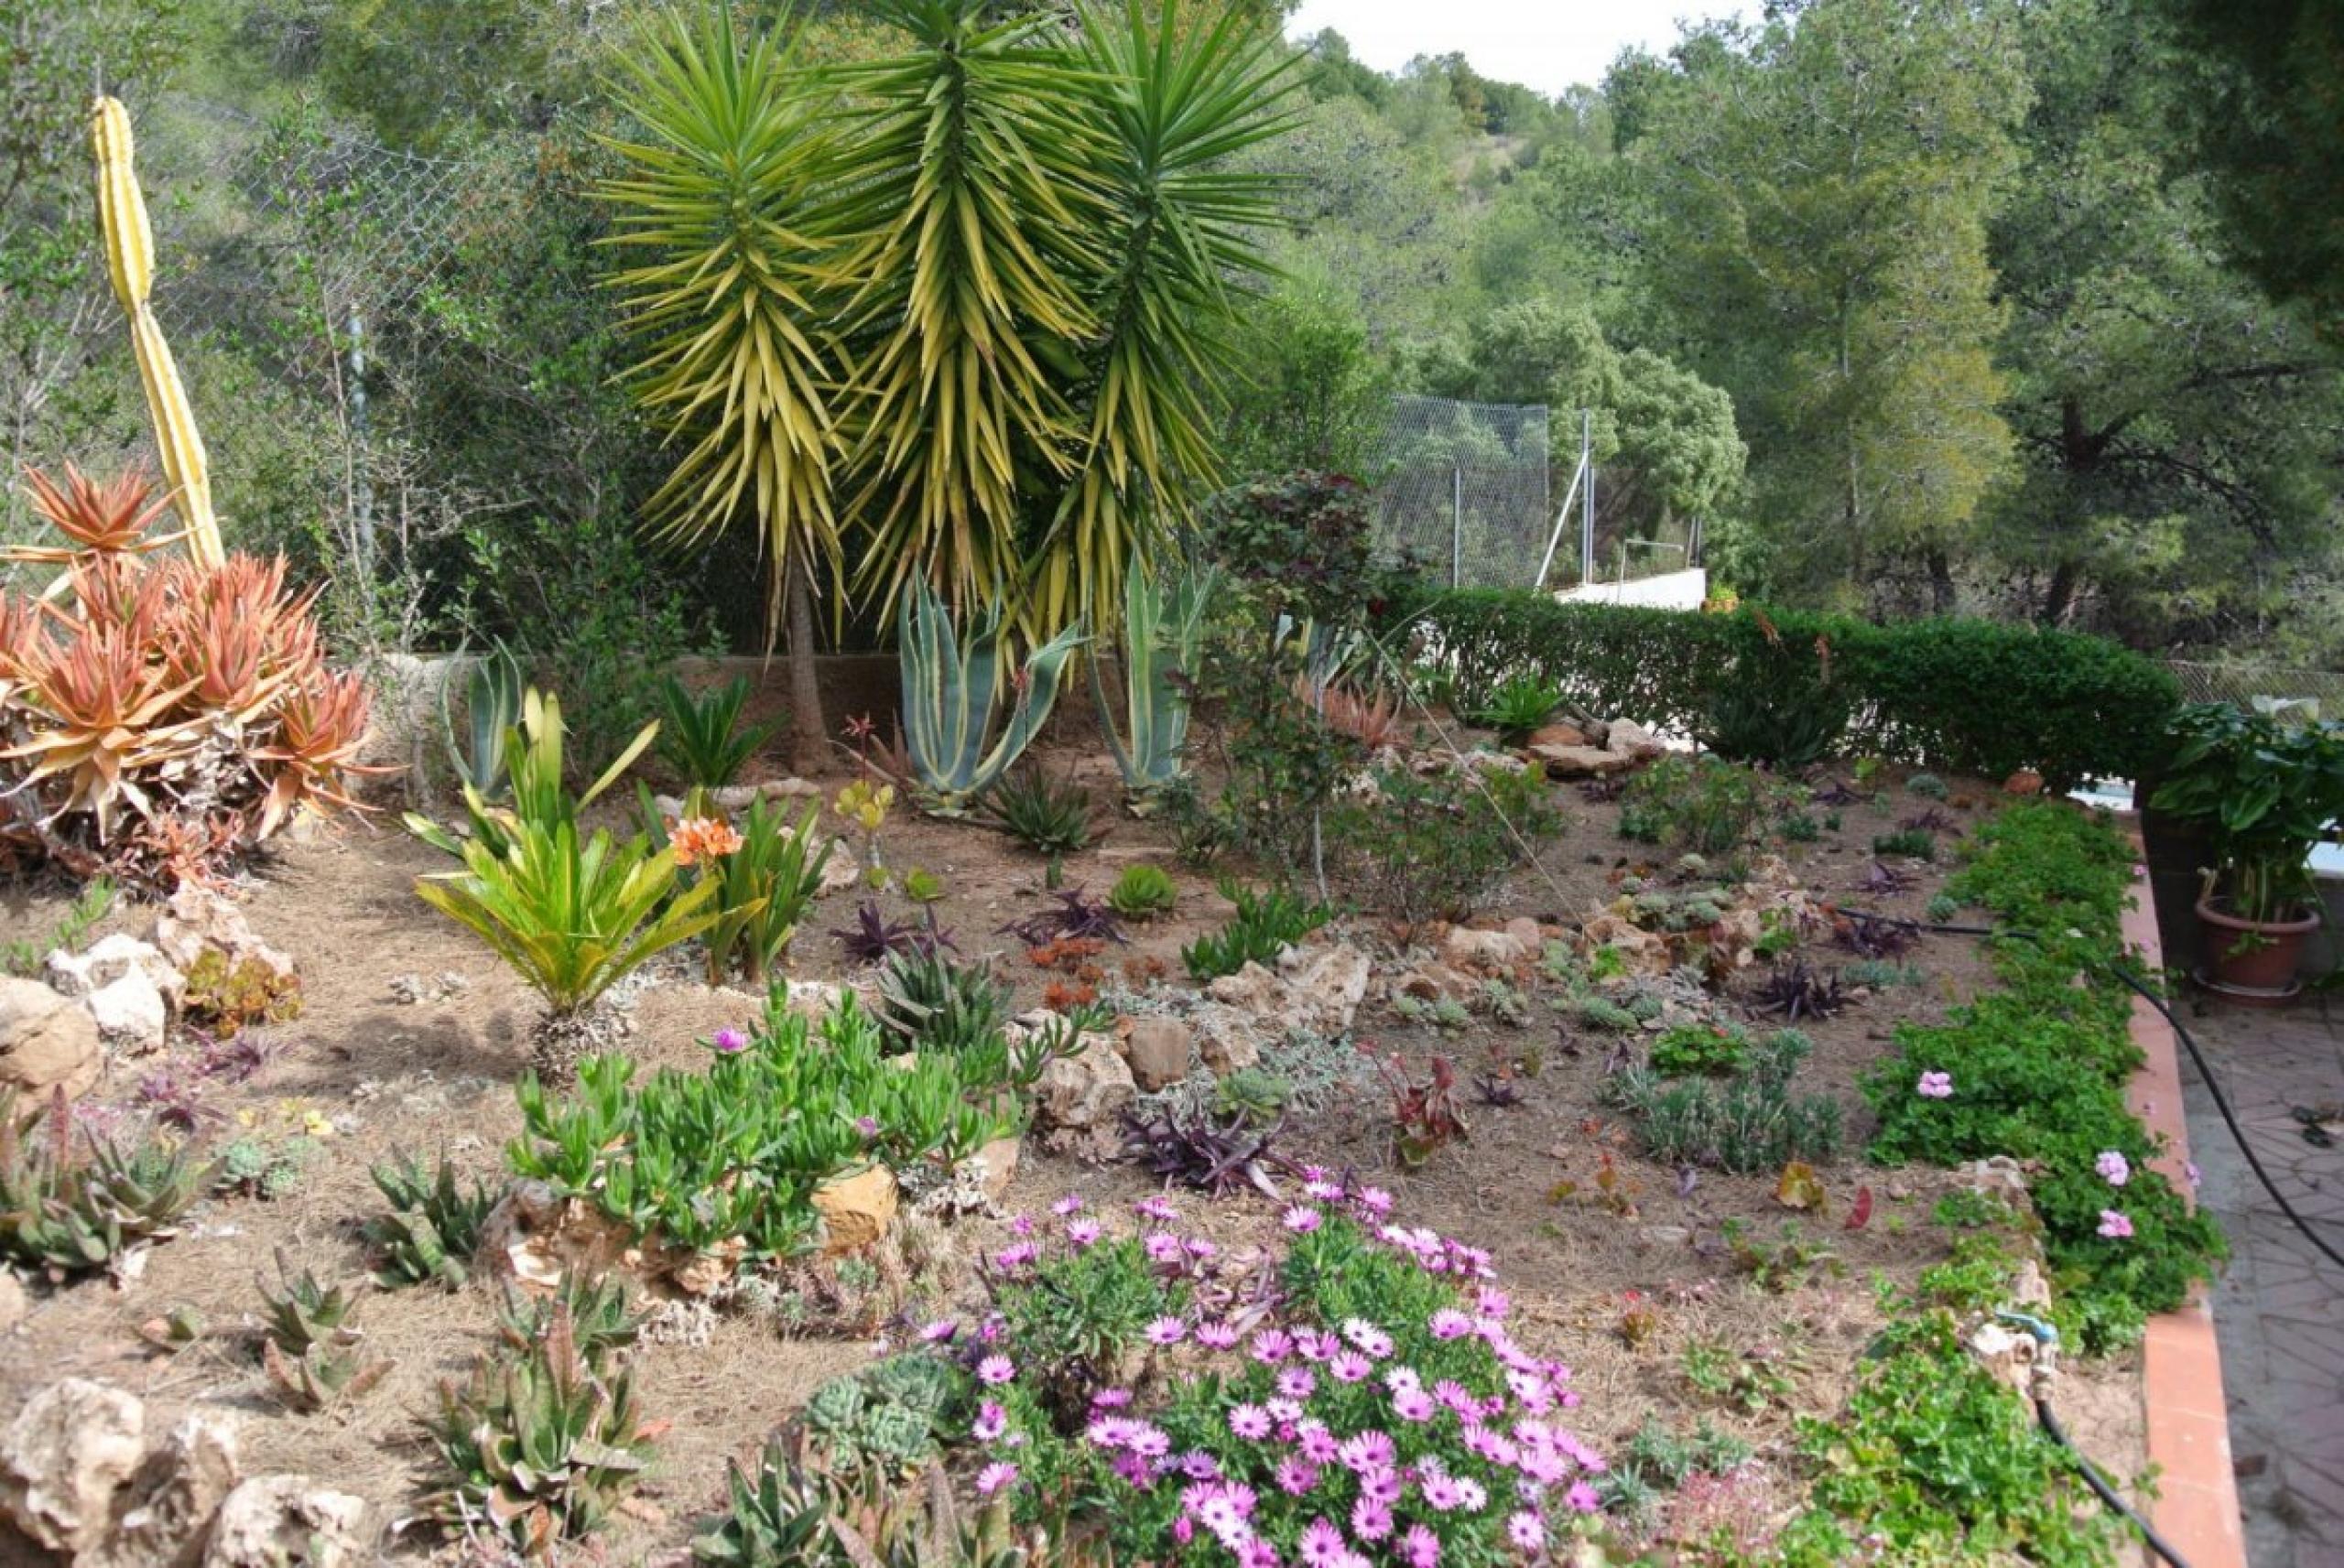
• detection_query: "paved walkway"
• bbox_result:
[2178,997,2344,1567]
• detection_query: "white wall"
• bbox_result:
[1552,566,1709,611]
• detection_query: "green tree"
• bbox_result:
[1628,1,2028,608]
[1218,264,1394,481]
[2159,0,2344,343]
[1986,0,2344,642]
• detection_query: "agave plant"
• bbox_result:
[897,579,1084,816]
[442,641,525,802]
[0,1090,217,1279]
[415,817,721,1076]
[1093,561,1214,816]
[657,675,779,790]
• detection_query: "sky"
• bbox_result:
[1283,0,1756,99]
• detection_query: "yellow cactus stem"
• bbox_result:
[91,94,222,569]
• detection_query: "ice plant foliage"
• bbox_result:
[938,1181,1604,1564]
[1,467,373,885]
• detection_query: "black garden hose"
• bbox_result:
[2037,1385,2196,1568]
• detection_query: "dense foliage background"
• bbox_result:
[6,0,2340,666]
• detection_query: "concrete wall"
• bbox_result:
[1552,566,1709,611]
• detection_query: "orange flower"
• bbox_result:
[669,816,743,867]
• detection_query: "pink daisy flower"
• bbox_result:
[975,1462,1019,1496]
[1145,1315,1187,1346]
[1230,1404,1274,1441]
[1329,1350,1373,1384]
[1276,1454,1320,1495]
[971,1401,1007,1441]
[1507,1510,1545,1551]
[1283,1205,1322,1234]
[2095,1150,2132,1186]
[1196,1319,1241,1349]
[1277,1367,1317,1400]
[976,1355,1015,1385]
[1351,1496,1394,1541]
[1398,1523,1441,1567]
[1297,1519,1348,1568]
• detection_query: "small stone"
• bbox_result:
[87,970,170,1054]
[475,1183,631,1292]
[0,977,102,1102]
[1442,926,1535,973]
[1530,741,1636,779]
[810,1165,899,1256]
[973,1135,1021,1202]
[200,1476,366,1568]
[0,1273,25,1334]
[759,777,823,800]
[1198,1028,1260,1076]
[1525,721,1595,750]
[1639,1225,1690,1246]
[1605,719,1665,760]
[0,1378,146,1552]
[1035,1044,1135,1135]
[47,935,182,1011]
[1123,1017,1193,1092]
[92,1415,241,1568]
[1282,945,1370,1034]
[1205,962,1282,1016]
[150,890,294,992]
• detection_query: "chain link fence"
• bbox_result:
[1366,396,1553,590]
[2167,660,2344,716]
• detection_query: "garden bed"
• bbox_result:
[0,752,2174,1563]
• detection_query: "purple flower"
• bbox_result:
[918,1318,956,1343]
[1398,1523,1440,1568]
[1145,1315,1187,1346]
[1066,1217,1103,1249]
[1419,1474,1466,1512]
[1007,1213,1035,1236]
[1275,1454,1320,1495]
[972,1401,1007,1441]
[1297,1519,1348,1568]
[711,1028,749,1054]
[1392,1386,1435,1422]
[1091,1387,1133,1410]
[853,1115,879,1138]
[1329,1350,1373,1384]
[1237,1542,1280,1568]
[1427,1308,1473,1340]
[1230,1404,1274,1440]
[1354,1184,1394,1217]
[1184,1236,1218,1260]
[1282,1205,1322,1234]
[1053,1194,1085,1216]
[1351,1496,1394,1541]
[977,1355,1015,1385]
[1336,1430,1395,1474]
[1298,1422,1339,1463]
[1475,1286,1511,1319]
[1145,1233,1184,1263]
[993,1242,1038,1271]
[2186,1160,2203,1190]
[1565,1479,1601,1512]
[1357,1467,1403,1505]
[1341,1318,1394,1358]
[1276,1367,1317,1400]
[1134,1195,1179,1223]
[2095,1150,2132,1186]
[1251,1329,1294,1364]
[1915,1069,1954,1099]
[1507,1509,1546,1550]
[975,1461,1019,1496]
[1196,1319,1240,1350]
[2098,1209,2135,1239]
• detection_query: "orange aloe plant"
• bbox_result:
[1,465,378,886]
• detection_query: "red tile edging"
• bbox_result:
[2122,874,2248,1568]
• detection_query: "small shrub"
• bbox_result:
[657,675,777,789]
[1105,862,1178,921]
[646,786,833,986]
[1470,673,1563,738]
[1120,1104,1296,1198]
[1181,880,1331,980]
[256,1251,392,1411]
[804,1353,963,1477]
[215,1134,316,1201]
[1,877,114,979]
[1905,771,1949,799]
[1375,1052,1470,1165]
[1329,759,1560,925]
[1925,892,1960,923]
[1871,827,1937,860]
[1620,754,1773,856]
[1844,958,1924,989]
[1649,1022,1748,1076]
[1608,1031,1842,1173]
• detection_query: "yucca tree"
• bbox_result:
[1031,0,1302,633]
[825,0,1111,622]
[600,6,847,764]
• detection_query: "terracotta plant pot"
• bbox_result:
[2195,895,2320,1007]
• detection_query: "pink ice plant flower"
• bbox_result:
[1145,1315,1187,1346]
[975,1461,1019,1496]
[1297,1519,1349,1568]
[1052,1194,1084,1216]
[1507,1510,1546,1551]
[976,1355,1015,1385]
[1229,1403,1274,1440]
[711,1028,749,1053]
[1065,1217,1103,1249]
[971,1401,1007,1441]
[1282,1205,1322,1233]
[1196,1319,1240,1350]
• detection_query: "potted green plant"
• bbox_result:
[2151,699,2344,1004]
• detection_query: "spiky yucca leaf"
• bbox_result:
[602,6,848,653]
[828,0,1112,619]
[1030,0,1302,633]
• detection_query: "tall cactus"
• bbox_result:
[92,96,221,568]
[1092,560,1216,816]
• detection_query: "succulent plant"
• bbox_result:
[978,764,1105,881]
[495,1271,645,1372]
[1119,1104,1296,1199]
[998,887,1124,946]
[1833,908,1921,957]
[802,1353,960,1477]
[421,1305,656,1550]
[0,1091,216,1279]
[365,1152,496,1289]
[1105,862,1178,921]
[256,1249,391,1411]
[872,949,1012,1055]
[834,901,958,966]
[1751,960,1850,1022]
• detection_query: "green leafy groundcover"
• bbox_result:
[1391,589,2177,790]
[1863,802,2225,1351]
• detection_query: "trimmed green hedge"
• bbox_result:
[1391,589,2178,788]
